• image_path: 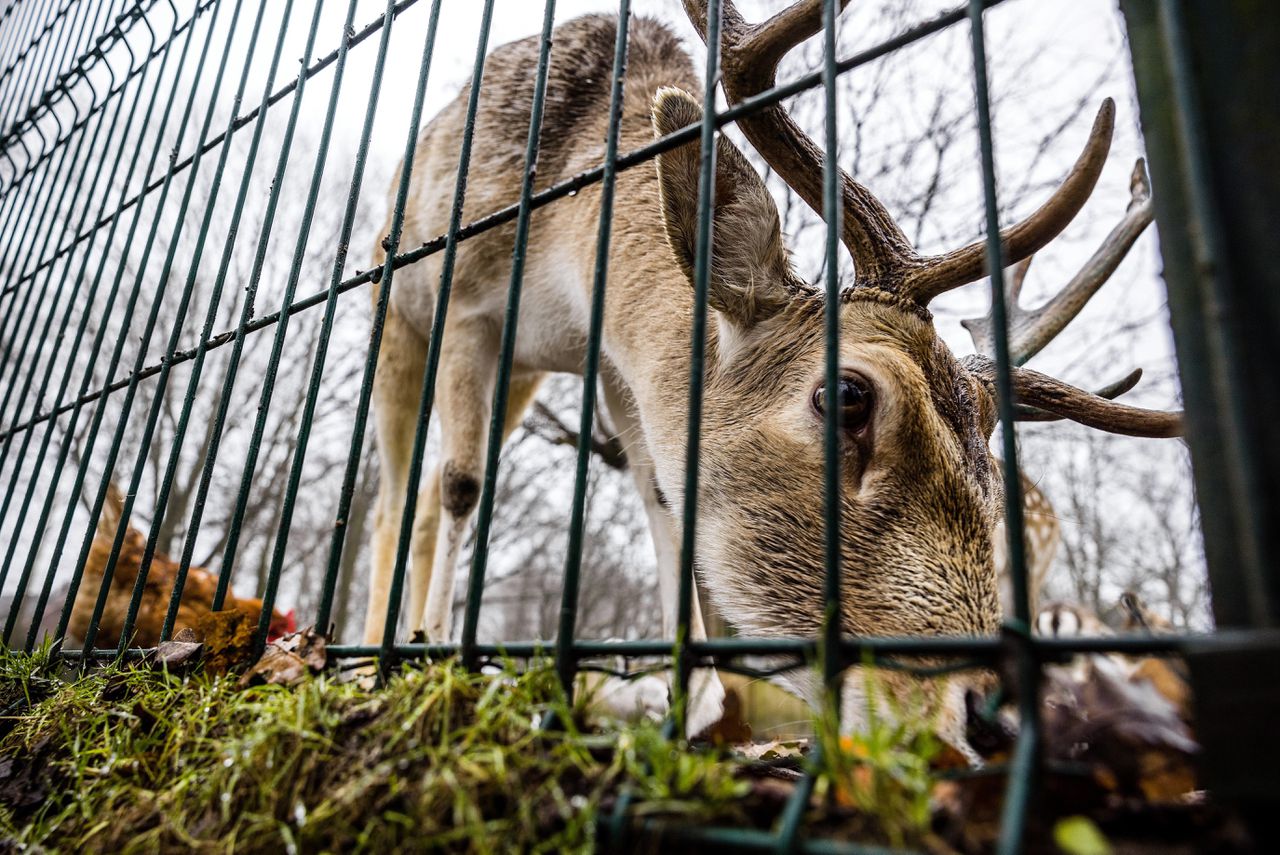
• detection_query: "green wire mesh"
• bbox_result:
[0,0,1257,851]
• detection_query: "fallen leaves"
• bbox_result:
[196,609,261,675]
[239,628,328,689]
[1040,655,1198,803]
[153,627,203,671]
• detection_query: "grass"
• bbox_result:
[0,646,952,853]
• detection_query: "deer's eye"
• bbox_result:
[812,374,874,433]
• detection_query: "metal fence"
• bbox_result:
[0,0,1275,851]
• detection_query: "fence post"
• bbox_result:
[1119,0,1280,630]
[1121,0,1280,836]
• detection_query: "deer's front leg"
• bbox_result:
[635,472,727,737]
[421,321,499,644]
[601,381,725,736]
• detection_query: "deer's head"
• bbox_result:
[655,0,1180,744]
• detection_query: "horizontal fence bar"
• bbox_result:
[55,629,1280,664]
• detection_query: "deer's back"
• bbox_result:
[391,15,699,352]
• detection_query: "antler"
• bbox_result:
[962,159,1155,365]
[956,158,1179,437]
[680,0,1115,306]
[966,357,1183,438]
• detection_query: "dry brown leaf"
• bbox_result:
[700,686,752,745]
[196,609,259,674]
[238,628,328,689]
[153,637,203,671]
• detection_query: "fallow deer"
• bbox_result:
[364,3,1181,750]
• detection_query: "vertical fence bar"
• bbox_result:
[965,3,1037,853]
[555,0,630,696]
[77,0,266,657]
[0,14,159,644]
[113,0,299,654]
[674,0,722,724]
[20,0,205,653]
[459,0,557,671]
[311,0,445,647]
[214,0,407,643]
[1119,0,1278,629]
[819,0,843,701]
[779,4,843,850]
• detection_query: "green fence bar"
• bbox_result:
[675,0,722,724]
[964,3,1038,853]
[459,0,557,670]
[555,0,631,694]
[17,0,208,652]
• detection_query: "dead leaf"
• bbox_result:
[196,609,259,674]
[239,646,308,688]
[239,627,328,688]
[700,687,752,745]
[1013,654,1201,820]
[153,630,203,670]
[271,627,328,670]
[734,739,808,762]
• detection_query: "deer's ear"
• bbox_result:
[653,88,793,328]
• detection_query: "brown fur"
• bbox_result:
[69,484,294,649]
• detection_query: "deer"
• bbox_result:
[363,2,1181,753]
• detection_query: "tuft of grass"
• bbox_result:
[811,667,946,850]
[0,650,750,853]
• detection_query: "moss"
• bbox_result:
[0,651,752,854]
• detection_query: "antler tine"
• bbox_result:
[680,0,917,284]
[909,100,1117,304]
[960,255,1034,358]
[968,357,1182,437]
[1012,367,1142,421]
[961,158,1153,364]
